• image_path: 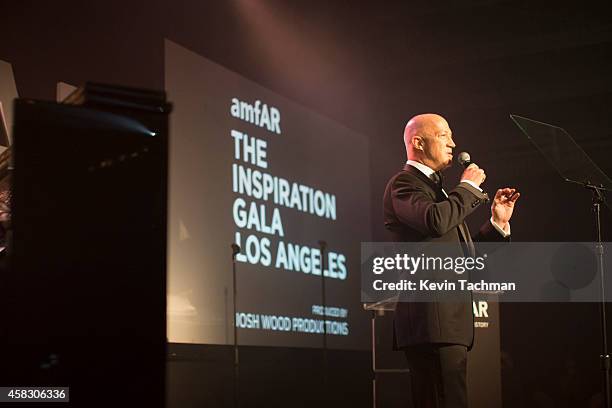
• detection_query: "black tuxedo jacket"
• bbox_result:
[383,164,508,349]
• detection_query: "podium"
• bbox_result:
[365,292,502,408]
[364,297,410,408]
[468,292,502,408]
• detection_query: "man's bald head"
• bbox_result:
[404,113,456,171]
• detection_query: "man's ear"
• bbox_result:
[412,136,424,151]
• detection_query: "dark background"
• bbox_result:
[2,1,612,406]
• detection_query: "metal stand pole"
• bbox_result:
[590,186,611,408]
[231,243,241,408]
[371,311,377,408]
[318,240,328,388]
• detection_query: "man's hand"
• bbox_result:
[491,188,520,231]
[461,164,486,187]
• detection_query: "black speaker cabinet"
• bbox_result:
[0,83,171,407]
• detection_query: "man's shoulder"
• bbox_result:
[386,166,429,189]
[383,167,435,207]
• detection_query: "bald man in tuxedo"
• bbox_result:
[383,114,520,408]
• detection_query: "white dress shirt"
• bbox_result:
[406,160,510,237]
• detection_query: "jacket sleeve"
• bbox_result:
[391,173,488,238]
[473,219,511,243]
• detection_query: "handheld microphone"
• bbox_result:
[456,151,491,202]
[457,151,472,168]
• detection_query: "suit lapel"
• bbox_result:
[458,222,475,257]
[403,164,476,256]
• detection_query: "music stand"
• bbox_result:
[511,114,612,408]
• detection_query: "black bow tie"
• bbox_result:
[431,171,444,189]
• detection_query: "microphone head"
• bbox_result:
[457,151,471,168]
